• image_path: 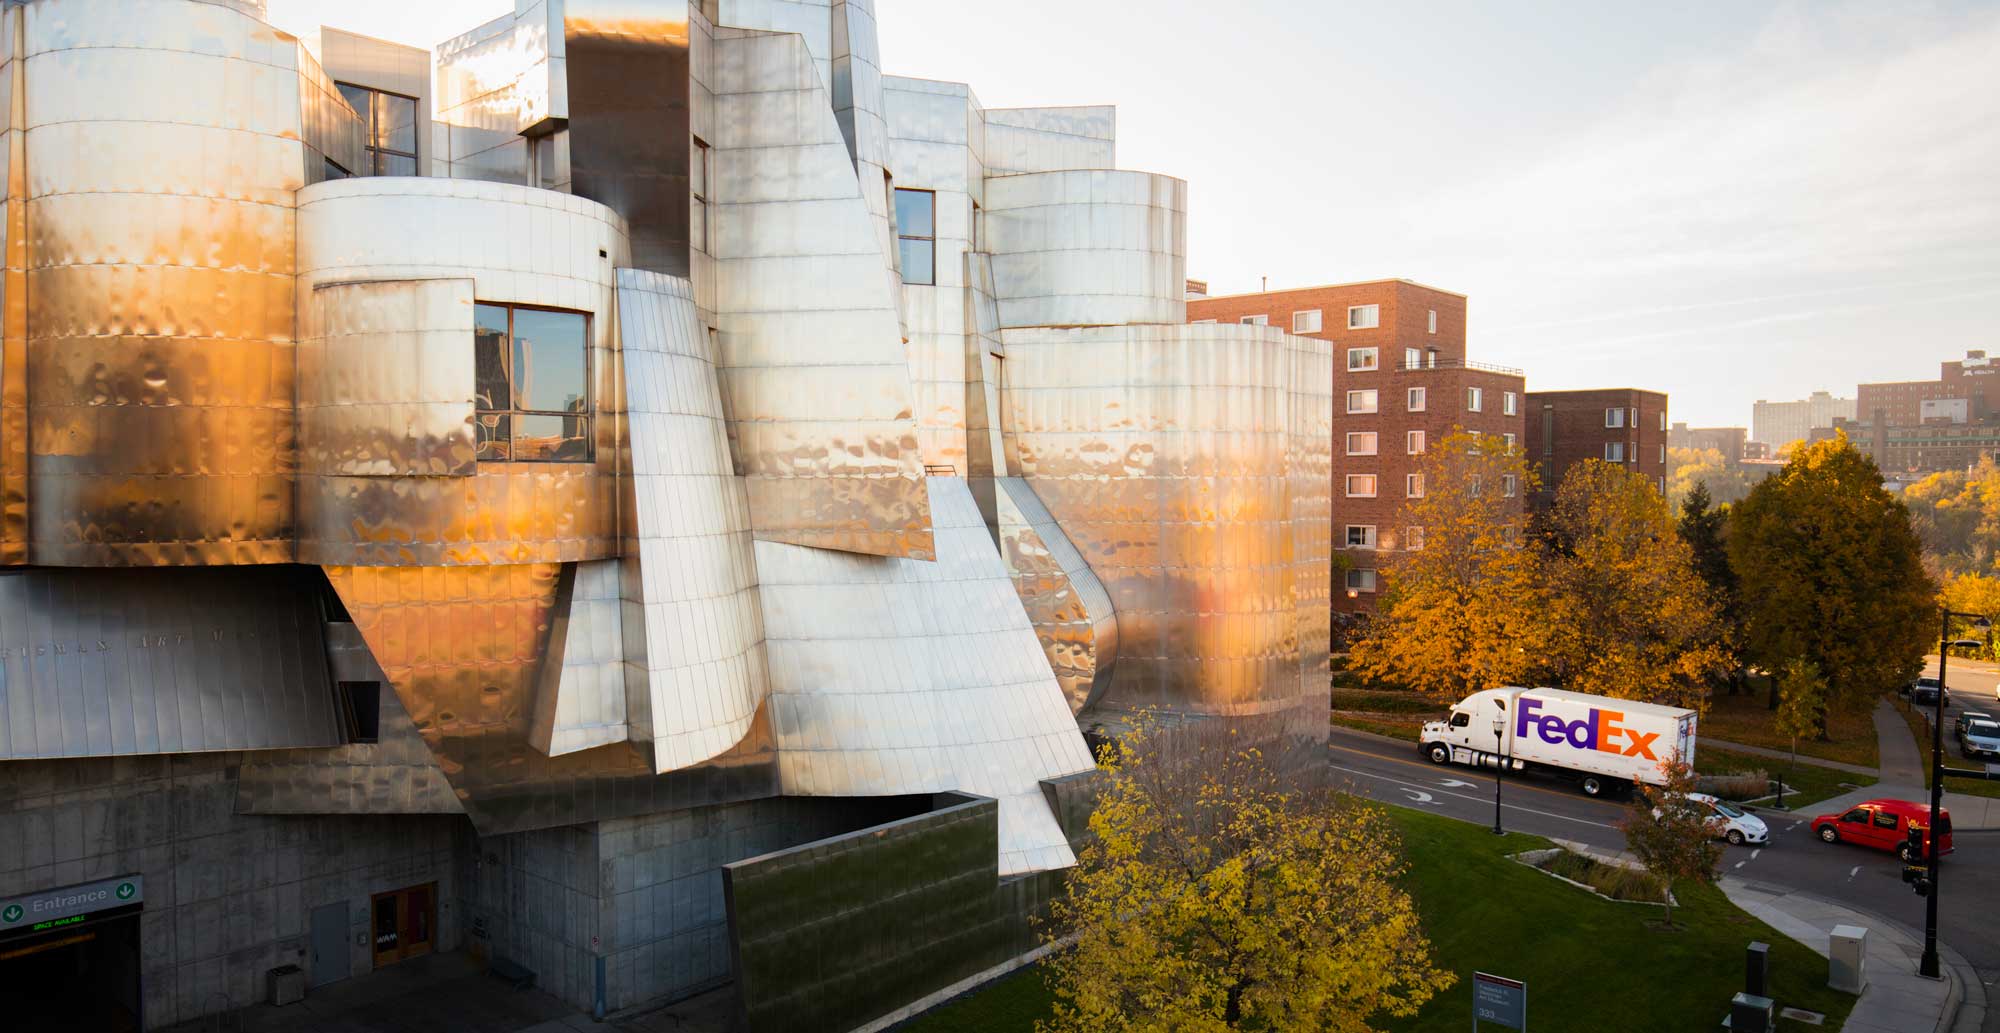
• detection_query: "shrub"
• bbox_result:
[1697,771,1769,800]
[1538,850,1667,903]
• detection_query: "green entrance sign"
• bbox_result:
[0,874,143,936]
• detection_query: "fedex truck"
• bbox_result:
[1418,687,1698,798]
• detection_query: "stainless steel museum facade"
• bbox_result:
[0,0,1331,1027]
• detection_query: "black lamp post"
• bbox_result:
[1491,715,1506,836]
[1922,613,1991,979]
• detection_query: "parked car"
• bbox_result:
[1960,718,2000,760]
[1911,677,1949,709]
[1956,710,1994,738]
[1655,792,1769,846]
[1812,799,1953,860]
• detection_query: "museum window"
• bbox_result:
[475,302,593,462]
[895,187,936,285]
[691,136,710,252]
[336,82,418,176]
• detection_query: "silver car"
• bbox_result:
[1960,718,2000,760]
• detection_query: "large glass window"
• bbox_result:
[336,82,418,176]
[894,188,936,285]
[474,302,592,462]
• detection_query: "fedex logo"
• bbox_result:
[1516,698,1660,760]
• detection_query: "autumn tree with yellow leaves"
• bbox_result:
[1348,432,1546,698]
[1535,460,1734,709]
[1040,719,1453,1033]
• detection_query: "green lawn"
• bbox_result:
[895,808,1856,1033]
[1700,686,1880,768]
[1696,745,1877,810]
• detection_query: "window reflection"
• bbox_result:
[894,188,936,285]
[472,303,592,463]
[335,81,420,176]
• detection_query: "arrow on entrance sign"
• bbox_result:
[2,904,20,923]
[116,883,136,901]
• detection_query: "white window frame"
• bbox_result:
[1605,441,1626,462]
[1347,347,1379,372]
[1406,525,1425,551]
[1404,347,1422,370]
[1344,525,1377,549]
[1347,304,1380,330]
[1406,429,1426,455]
[1659,411,1668,431]
[1345,568,1378,593]
[1503,391,1517,416]
[1467,386,1483,413]
[1345,431,1378,456]
[1659,444,1666,463]
[1407,386,1427,412]
[1503,432,1516,450]
[1240,314,1268,325]
[1406,472,1425,498]
[1428,309,1438,334]
[1346,389,1379,414]
[1292,309,1323,334]
[1605,407,1625,428]
[1503,474,1518,498]
[1345,474,1379,498]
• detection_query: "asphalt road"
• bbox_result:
[1329,724,2000,1028]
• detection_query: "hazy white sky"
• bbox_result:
[266,0,2000,428]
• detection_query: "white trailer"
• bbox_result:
[1418,687,1698,798]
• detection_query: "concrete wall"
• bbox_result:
[0,754,459,1028]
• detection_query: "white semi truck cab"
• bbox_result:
[1419,686,1698,798]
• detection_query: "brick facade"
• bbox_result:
[1525,389,1670,505]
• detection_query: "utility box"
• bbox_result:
[1829,925,1868,994]
[1729,992,1774,1033]
[268,964,306,1006]
[1745,940,1769,998]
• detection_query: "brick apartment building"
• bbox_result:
[1667,423,1746,462]
[1188,279,1525,611]
[1525,389,1670,506]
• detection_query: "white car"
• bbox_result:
[1656,792,1771,846]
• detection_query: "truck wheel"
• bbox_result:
[1425,743,1450,765]
[1818,826,1839,844]
[1580,775,1606,797]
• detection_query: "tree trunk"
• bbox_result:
[1224,977,1249,1026]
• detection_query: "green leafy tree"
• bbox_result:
[1667,448,1754,507]
[1679,482,1745,693]
[1620,754,1723,928]
[1536,460,1734,708]
[1772,658,1828,807]
[1729,434,1936,729]
[1940,573,2000,659]
[1902,457,2000,578]
[1041,719,1454,1033]
[1349,432,1547,698]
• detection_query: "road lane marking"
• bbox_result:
[1438,778,1480,789]
[1734,861,1747,869]
[1751,849,1761,860]
[1328,762,1620,831]
[1848,866,1860,881]
[1329,743,1632,811]
[1399,788,1439,805]
[1788,823,1802,831]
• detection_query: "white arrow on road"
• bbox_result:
[1399,788,1439,805]
[1438,779,1481,789]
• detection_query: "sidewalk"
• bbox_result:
[1789,700,2000,830]
[1722,877,1985,1033]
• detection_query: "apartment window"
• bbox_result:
[690,136,710,252]
[1292,309,1323,333]
[1346,431,1378,456]
[1659,476,1667,494]
[1406,429,1426,454]
[1659,411,1668,431]
[1346,568,1378,594]
[1467,387,1483,412]
[1659,444,1666,464]
[1503,391,1517,416]
[1428,309,1438,334]
[1502,474,1518,498]
[1605,407,1625,428]
[1605,441,1626,463]
[1503,432,1516,450]
[336,82,418,176]
[1541,408,1554,454]
[894,188,936,285]
[1347,304,1380,329]
[1408,386,1427,412]
[1345,525,1377,549]
[1346,389,1379,414]
[1347,347,1379,372]
[1345,474,1378,498]
[475,302,593,462]
[1404,347,1422,370]
[1406,473,1425,498]
[1240,314,1269,326]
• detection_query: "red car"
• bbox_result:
[1812,799,1953,861]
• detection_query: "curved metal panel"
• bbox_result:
[527,559,629,756]
[1,6,28,564]
[995,477,1116,715]
[983,170,1187,329]
[757,476,1095,875]
[982,105,1115,177]
[23,0,308,564]
[295,177,629,566]
[615,268,769,772]
[0,566,342,759]
[1000,323,1328,721]
[709,27,930,560]
[300,278,477,477]
[323,562,781,834]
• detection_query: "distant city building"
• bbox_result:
[1187,280,1525,611]
[1751,391,1855,451]
[1839,350,2000,475]
[1743,440,1772,460]
[1667,423,1748,463]
[1526,389,1671,505]
[1184,278,1209,298]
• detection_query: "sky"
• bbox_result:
[265,0,2000,428]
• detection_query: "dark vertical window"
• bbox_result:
[337,81,419,176]
[691,136,710,252]
[894,187,936,285]
[336,681,381,744]
[474,302,593,462]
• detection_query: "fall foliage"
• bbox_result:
[1040,719,1454,1033]
[1620,754,1723,928]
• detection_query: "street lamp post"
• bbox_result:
[1922,612,1991,979]
[1491,716,1506,836]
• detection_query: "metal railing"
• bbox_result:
[1393,358,1523,376]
